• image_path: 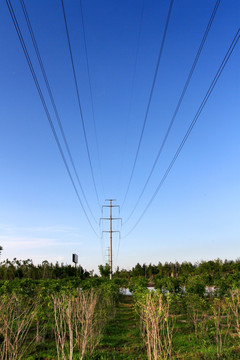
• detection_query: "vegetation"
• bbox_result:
[0,277,119,359]
[95,295,146,359]
[1,258,240,358]
[0,258,91,280]
[2,258,240,291]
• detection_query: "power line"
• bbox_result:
[123,26,240,238]
[123,0,221,224]
[121,0,174,209]
[61,0,101,209]
[120,0,145,179]
[79,0,105,199]
[20,0,98,225]
[117,1,144,264]
[6,0,100,238]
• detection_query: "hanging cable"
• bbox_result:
[6,0,100,238]
[120,0,145,177]
[79,0,105,199]
[123,27,240,238]
[121,0,174,209]
[123,0,221,224]
[114,1,145,265]
[20,0,98,225]
[61,0,101,209]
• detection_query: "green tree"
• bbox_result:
[98,263,111,278]
[131,263,145,277]
[186,276,205,297]
[180,261,195,276]
[155,276,181,294]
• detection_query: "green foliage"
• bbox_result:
[0,277,121,359]
[112,277,129,287]
[2,258,240,358]
[114,267,130,280]
[186,275,206,296]
[2,257,240,291]
[155,275,182,294]
[98,263,111,278]
[215,277,232,297]
[129,276,148,294]
[94,295,146,359]
[131,263,146,277]
[0,258,90,280]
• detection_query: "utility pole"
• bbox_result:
[101,199,121,279]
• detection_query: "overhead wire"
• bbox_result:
[120,0,145,179]
[121,0,174,209]
[122,26,240,238]
[5,0,100,238]
[20,0,98,225]
[61,0,101,209]
[116,0,144,263]
[123,0,221,224]
[79,0,105,199]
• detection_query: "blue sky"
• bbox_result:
[0,0,239,273]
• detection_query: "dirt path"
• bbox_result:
[95,295,146,359]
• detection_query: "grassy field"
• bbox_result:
[92,295,147,359]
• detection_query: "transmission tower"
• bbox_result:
[105,247,110,264]
[100,199,121,279]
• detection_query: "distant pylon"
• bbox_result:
[100,199,121,279]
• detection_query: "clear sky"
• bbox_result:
[0,0,239,273]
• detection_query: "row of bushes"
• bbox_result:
[132,285,240,359]
[0,280,120,359]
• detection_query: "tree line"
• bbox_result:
[0,258,91,280]
[1,258,240,292]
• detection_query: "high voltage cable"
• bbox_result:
[120,0,145,177]
[61,0,101,209]
[20,0,98,225]
[123,27,240,238]
[123,0,220,225]
[5,0,100,238]
[79,0,105,199]
[116,0,144,265]
[121,0,174,209]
